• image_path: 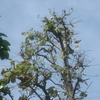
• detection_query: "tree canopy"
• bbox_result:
[0,9,91,100]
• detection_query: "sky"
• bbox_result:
[0,0,100,100]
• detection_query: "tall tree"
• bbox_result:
[1,9,90,100]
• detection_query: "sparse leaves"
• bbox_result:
[80,92,87,97]
[47,87,57,97]
[0,9,89,100]
[75,40,81,43]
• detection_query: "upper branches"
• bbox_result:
[0,9,91,100]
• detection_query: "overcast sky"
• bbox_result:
[0,0,100,100]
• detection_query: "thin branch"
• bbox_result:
[36,46,56,63]
[37,53,55,64]
[73,78,80,96]
[35,83,50,100]
[49,79,65,90]
[70,15,81,23]
[69,16,82,27]
[46,34,62,51]
[68,8,74,15]
[58,93,62,100]
[85,81,93,92]
[8,93,14,100]
[37,48,48,53]
[18,75,36,86]
[49,39,62,51]
[51,34,60,42]
[30,86,43,100]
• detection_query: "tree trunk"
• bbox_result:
[64,69,74,100]
[61,38,74,100]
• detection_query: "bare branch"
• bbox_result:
[57,93,62,100]
[50,79,66,90]
[85,81,93,92]
[37,48,48,53]
[49,39,62,51]
[73,78,80,95]
[69,16,83,27]
[8,93,14,100]
[35,82,50,100]
[37,53,55,64]
[30,86,43,100]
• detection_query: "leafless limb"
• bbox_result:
[35,82,50,100]
[85,81,93,92]
[30,86,43,100]
[49,79,66,90]
[37,53,55,64]
[8,93,14,100]
[69,16,82,27]
[73,78,80,95]
[49,39,62,51]
[37,48,48,53]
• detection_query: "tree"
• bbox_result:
[0,9,90,100]
[0,33,11,100]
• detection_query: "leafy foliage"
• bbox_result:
[0,33,11,99]
[0,9,90,100]
[0,33,10,60]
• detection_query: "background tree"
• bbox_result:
[0,33,11,99]
[0,9,90,100]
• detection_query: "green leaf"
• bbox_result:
[75,40,81,43]
[42,17,49,23]
[28,34,34,40]
[78,69,84,73]
[54,56,57,60]
[3,71,12,77]
[80,92,87,97]
[44,25,49,31]
[0,35,10,60]
[55,27,59,31]
[0,81,6,87]
[21,32,26,35]
[1,40,11,46]
[2,87,10,95]
[10,77,16,83]
[47,87,57,97]
[51,64,64,72]
[3,50,9,58]
[45,73,51,80]
[0,33,7,37]
[69,48,74,54]
[39,40,46,46]
[0,50,9,60]
[30,66,38,71]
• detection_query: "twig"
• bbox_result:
[49,39,62,51]
[85,81,93,92]
[30,86,43,100]
[8,93,14,100]
[49,79,65,89]
[73,78,80,96]
[37,54,55,64]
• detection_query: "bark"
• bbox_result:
[60,38,74,100]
